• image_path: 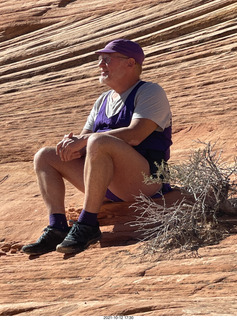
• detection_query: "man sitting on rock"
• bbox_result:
[22,39,172,255]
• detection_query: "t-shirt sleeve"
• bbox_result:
[132,82,172,130]
[83,106,97,131]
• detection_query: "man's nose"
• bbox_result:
[98,58,106,66]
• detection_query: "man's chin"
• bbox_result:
[99,75,109,84]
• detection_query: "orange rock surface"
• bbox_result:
[0,0,236,316]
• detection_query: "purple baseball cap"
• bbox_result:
[95,39,145,65]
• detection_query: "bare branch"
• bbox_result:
[129,141,237,255]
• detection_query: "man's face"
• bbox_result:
[98,53,129,87]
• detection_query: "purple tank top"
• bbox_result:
[93,81,172,167]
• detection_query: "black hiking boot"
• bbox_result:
[21,226,69,255]
[56,222,102,254]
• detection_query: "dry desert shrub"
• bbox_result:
[129,141,237,254]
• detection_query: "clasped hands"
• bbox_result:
[56,132,86,161]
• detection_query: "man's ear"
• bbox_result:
[128,58,136,67]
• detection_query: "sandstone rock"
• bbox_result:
[0,0,236,316]
[0,244,11,253]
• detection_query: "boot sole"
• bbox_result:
[56,234,102,254]
[21,248,55,255]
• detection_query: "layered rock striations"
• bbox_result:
[0,0,236,316]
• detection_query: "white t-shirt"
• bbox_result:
[83,81,172,132]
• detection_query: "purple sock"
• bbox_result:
[49,213,69,231]
[78,209,98,227]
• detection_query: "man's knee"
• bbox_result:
[87,133,110,156]
[34,147,55,171]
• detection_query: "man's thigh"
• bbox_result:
[44,147,86,193]
[99,135,161,201]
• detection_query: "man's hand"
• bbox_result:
[56,132,85,161]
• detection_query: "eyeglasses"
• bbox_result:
[98,55,129,65]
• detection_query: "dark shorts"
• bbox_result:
[105,183,172,203]
[105,189,124,202]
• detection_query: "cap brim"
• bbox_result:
[95,48,117,54]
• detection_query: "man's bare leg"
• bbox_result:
[83,133,161,212]
[21,147,87,255]
[34,146,85,214]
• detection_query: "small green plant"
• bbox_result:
[130,141,237,254]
